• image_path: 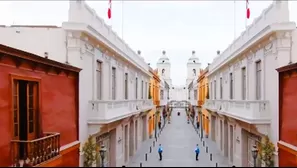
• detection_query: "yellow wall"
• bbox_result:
[198,68,209,136]
[148,69,161,137]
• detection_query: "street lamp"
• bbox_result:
[155,106,161,139]
[251,145,259,167]
[99,145,107,167]
[200,113,204,140]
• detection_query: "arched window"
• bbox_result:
[193,69,196,76]
[162,69,165,76]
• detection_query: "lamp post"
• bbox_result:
[99,145,107,167]
[155,106,161,139]
[200,112,203,140]
[251,145,259,167]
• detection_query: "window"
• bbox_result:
[145,82,147,99]
[230,73,233,99]
[160,90,164,100]
[12,79,39,140]
[112,67,116,100]
[194,90,197,100]
[242,67,246,100]
[124,73,128,99]
[256,61,261,100]
[214,80,217,100]
[210,82,212,99]
[220,77,223,99]
[135,77,138,99]
[141,80,144,99]
[96,61,102,100]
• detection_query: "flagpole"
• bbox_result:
[245,0,248,29]
[122,0,124,40]
[233,0,236,40]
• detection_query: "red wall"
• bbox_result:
[279,149,297,167]
[0,57,78,166]
[280,74,297,146]
[60,148,80,167]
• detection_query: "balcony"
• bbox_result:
[203,99,270,124]
[11,132,60,167]
[198,100,204,107]
[154,100,160,106]
[88,99,154,124]
[160,99,168,106]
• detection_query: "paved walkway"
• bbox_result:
[128,109,231,167]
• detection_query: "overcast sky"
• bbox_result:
[0,1,296,85]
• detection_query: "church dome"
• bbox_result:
[188,50,200,64]
[157,50,170,64]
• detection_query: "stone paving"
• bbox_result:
[128,109,231,167]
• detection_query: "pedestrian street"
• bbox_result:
[128,109,230,167]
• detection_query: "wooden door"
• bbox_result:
[26,82,38,140]
[13,80,19,140]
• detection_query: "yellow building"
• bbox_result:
[197,67,209,137]
[148,68,161,138]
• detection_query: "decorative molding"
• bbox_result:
[247,53,254,64]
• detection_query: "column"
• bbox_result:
[206,116,209,138]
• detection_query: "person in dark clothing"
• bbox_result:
[158,144,163,161]
[196,116,200,129]
[195,144,200,161]
[158,121,161,130]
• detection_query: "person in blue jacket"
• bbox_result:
[195,144,200,161]
[158,144,163,161]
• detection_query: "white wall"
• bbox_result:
[205,1,296,166]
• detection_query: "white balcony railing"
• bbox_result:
[203,99,270,124]
[160,99,168,106]
[88,99,154,123]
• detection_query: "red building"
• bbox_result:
[277,63,297,167]
[0,44,80,167]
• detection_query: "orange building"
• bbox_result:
[0,44,80,167]
[197,67,209,137]
[277,63,297,166]
[148,68,160,138]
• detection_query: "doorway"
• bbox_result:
[211,115,216,141]
[224,119,229,157]
[135,120,138,151]
[230,125,234,163]
[12,79,39,159]
[124,125,128,163]
[220,120,223,151]
[129,120,134,157]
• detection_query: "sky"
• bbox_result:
[0,1,296,85]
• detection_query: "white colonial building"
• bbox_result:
[188,77,199,106]
[0,0,155,167]
[157,50,172,87]
[159,78,170,106]
[186,51,201,86]
[187,50,201,106]
[203,1,296,167]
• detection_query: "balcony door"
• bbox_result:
[13,79,39,141]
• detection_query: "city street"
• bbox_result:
[128,109,231,167]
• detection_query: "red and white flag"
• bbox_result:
[246,0,250,19]
[108,0,112,19]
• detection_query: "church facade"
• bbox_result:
[156,50,201,101]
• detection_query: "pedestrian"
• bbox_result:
[158,144,163,161]
[158,120,161,130]
[195,144,200,161]
[196,116,200,129]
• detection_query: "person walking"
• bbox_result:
[158,120,162,130]
[158,144,163,161]
[195,144,200,161]
[196,116,200,129]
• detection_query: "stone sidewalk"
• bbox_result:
[127,109,231,167]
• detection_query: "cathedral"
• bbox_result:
[156,50,201,101]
